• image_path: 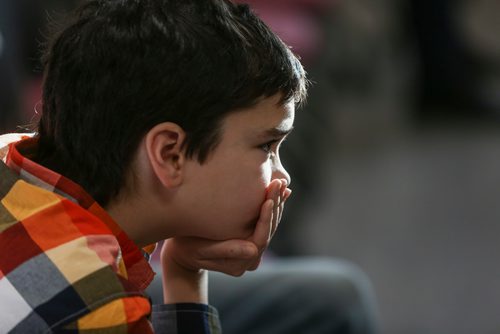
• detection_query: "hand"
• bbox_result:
[162,178,291,275]
[160,179,291,303]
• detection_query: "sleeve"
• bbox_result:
[151,303,222,334]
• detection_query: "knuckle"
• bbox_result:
[227,263,247,277]
[232,269,246,277]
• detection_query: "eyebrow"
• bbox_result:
[263,126,294,138]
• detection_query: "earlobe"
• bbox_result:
[145,122,186,188]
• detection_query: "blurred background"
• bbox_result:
[1,0,500,333]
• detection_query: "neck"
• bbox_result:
[104,143,179,247]
[106,193,174,248]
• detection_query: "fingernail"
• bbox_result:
[284,188,292,201]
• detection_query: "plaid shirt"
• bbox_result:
[0,134,221,333]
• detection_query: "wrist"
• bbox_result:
[161,254,209,304]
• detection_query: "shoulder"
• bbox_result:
[0,186,148,331]
[0,133,34,162]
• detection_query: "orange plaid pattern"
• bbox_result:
[0,136,155,332]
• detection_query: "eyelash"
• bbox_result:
[259,139,280,154]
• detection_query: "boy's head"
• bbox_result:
[36,0,307,220]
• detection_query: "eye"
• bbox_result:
[259,140,279,154]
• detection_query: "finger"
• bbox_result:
[272,179,288,234]
[248,198,274,249]
[194,239,258,260]
[249,179,281,248]
[278,188,292,223]
[247,256,262,271]
[265,179,282,200]
[164,238,259,275]
[271,189,280,237]
[273,188,292,238]
[276,199,285,232]
[280,178,288,197]
[283,188,292,202]
[264,180,281,237]
[270,179,284,236]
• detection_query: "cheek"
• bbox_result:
[212,164,270,239]
[187,161,272,240]
[241,163,272,219]
[235,164,269,215]
[259,162,273,188]
[250,163,273,205]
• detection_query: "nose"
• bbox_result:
[273,158,291,187]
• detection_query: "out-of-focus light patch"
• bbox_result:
[457,1,500,61]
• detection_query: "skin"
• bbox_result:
[107,93,295,304]
[171,94,294,240]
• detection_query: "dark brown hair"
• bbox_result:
[37,0,308,205]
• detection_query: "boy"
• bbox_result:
[0,0,306,332]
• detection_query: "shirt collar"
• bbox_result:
[3,135,155,290]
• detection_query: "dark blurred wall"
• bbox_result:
[0,0,81,132]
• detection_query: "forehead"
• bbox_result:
[221,95,295,136]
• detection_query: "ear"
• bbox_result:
[145,122,187,188]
